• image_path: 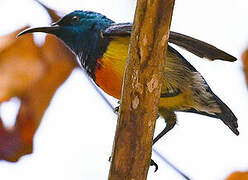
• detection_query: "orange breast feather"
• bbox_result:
[94,37,130,99]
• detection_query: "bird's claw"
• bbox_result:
[150,159,158,172]
[108,156,112,162]
[114,106,119,114]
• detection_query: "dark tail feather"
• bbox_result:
[214,95,239,136]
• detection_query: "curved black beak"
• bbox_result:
[17,25,60,38]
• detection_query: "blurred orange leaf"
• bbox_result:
[226,171,248,180]
[34,0,61,22]
[0,2,76,162]
[242,48,248,87]
[0,29,44,102]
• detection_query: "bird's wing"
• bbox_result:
[103,23,237,62]
[169,32,237,62]
[103,23,132,37]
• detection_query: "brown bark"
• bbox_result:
[108,0,175,179]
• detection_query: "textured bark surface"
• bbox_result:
[108,0,175,179]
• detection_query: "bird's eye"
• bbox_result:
[72,16,80,22]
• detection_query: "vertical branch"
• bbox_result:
[108,0,175,179]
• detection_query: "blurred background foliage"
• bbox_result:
[0,3,76,161]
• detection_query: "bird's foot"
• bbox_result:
[108,156,112,162]
[114,106,119,114]
[150,159,158,172]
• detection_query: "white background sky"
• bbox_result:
[0,0,248,179]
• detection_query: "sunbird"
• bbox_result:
[18,11,239,145]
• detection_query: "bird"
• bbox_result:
[18,10,239,145]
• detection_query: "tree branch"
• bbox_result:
[108,0,175,179]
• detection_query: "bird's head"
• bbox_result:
[18,10,114,54]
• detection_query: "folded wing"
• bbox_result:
[103,23,237,62]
